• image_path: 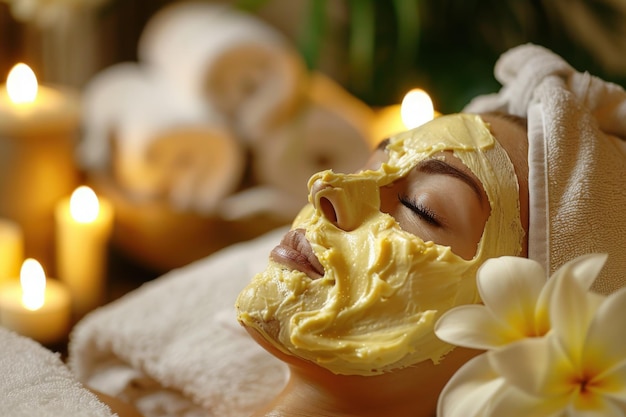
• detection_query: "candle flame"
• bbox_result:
[7,63,38,104]
[70,186,100,223]
[20,258,46,311]
[400,88,435,129]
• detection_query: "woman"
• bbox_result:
[236,112,529,417]
[70,44,626,417]
[235,42,626,416]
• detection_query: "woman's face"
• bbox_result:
[236,113,528,376]
[372,148,490,260]
[369,112,529,260]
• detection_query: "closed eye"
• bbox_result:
[398,194,441,226]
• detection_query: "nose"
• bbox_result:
[309,176,380,231]
[310,180,339,225]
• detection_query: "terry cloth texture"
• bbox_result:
[68,227,290,417]
[465,43,626,295]
[0,327,114,417]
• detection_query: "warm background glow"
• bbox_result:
[70,186,100,223]
[401,88,435,129]
[6,63,38,104]
[20,258,46,311]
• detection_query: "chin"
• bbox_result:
[241,323,307,369]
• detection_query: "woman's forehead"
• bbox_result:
[388,114,494,155]
[377,114,495,180]
[478,113,528,184]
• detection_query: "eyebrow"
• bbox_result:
[376,138,390,151]
[416,158,485,204]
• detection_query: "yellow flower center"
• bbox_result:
[570,369,605,410]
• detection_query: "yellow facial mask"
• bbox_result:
[236,113,524,376]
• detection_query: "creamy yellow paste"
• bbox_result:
[236,113,524,376]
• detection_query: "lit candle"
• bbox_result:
[0,63,80,269]
[55,186,113,316]
[0,219,24,285]
[371,88,439,146]
[0,258,71,344]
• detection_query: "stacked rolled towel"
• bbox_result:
[0,327,114,417]
[138,2,308,142]
[464,43,626,294]
[68,227,290,417]
[218,72,374,221]
[79,2,372,222]
[79,62,245,213]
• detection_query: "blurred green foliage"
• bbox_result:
[238,0,626,112]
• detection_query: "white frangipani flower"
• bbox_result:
[435,253,626,417]
[435,254,607,350]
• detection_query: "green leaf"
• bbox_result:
[233,0,271,13]
[297,0,328,70]
[348,0,375,94]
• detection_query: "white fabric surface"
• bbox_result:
[68,227,290,417]
[0,327,114,417]
[465,43,626,294]
[138,2,306,143]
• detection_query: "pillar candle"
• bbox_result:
[0,63,80,269]
[0,258,71,345]
[371,88,439,145]
[55,186,113,317]
[0,219,23,285]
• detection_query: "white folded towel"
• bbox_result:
[138,2,307,143]
[68,227,290,417]
[464,43,626,294]
[78,62,245,214]
[78,62,214,172]
[219,72,373,221]
[0,327,114,417]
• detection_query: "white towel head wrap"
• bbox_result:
[464,43,626,295]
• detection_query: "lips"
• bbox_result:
[270,228,325,279]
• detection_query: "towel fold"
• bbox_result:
[79,62,245,214]
[68,227,290,417]
[140,126,245,214]
[138,2,307,143]
[0,327,113,417]
[79,62,213,172]
[219,72,373,221]
[464,43,626,294]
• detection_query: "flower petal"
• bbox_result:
[489,336,574,397]
[437,354,503,417]
[568,395,626,417]
[555,253,609,291]
[488,384,568,417]
[536,254,608,337]
[476,257,547,338]
[584,287,626,382]
[549,267,606,365]
[595,359,626,405]
[435,305,513,350]
[599,362,626,409]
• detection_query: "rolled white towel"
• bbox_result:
[138,2,307,143]
[79,62,245,214]
[139,125,246,214]
[78,62,210,171]
[68,227,291,417]
[464,43,626,294]
[226,72,373,221]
